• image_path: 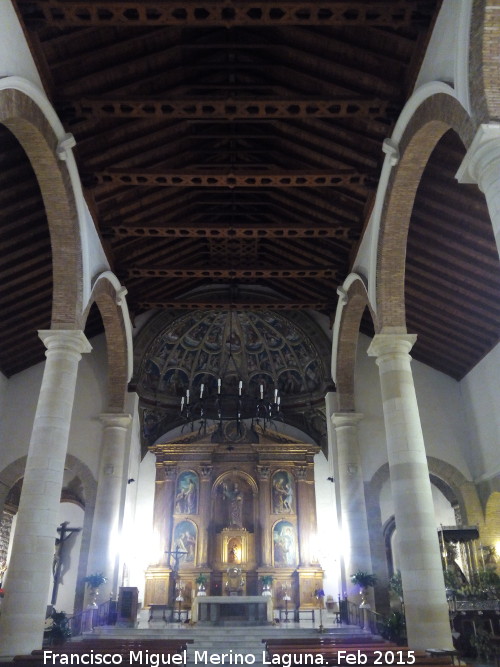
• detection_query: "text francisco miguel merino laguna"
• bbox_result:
[43,650,328,666]
[43,650,417,665]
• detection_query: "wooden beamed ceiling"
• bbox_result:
[1,0,499,381]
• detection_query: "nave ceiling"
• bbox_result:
[1,0,499,384]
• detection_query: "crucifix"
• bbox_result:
[164,546,188,612]
[51,521,81,605]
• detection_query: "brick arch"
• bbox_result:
[0,87,83,326]
[367,457,482,529]
[469,0,500,122]
[83,275,130,412]
[376,94,475,331]
[335,277,378,411]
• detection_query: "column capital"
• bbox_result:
[256,465,271,481]
[456,123,500,185]
[38,329,92,355]
[367,332,417,359]
[99,413,132,429]
[331,412,363,428]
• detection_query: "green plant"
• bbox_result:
[260,575,273,586]
[196,573,208,585]
[389,571,403,599]
[470,629,493,660]
[379,611,406,645]
[83,572,107,589]
[45,609,72,645]
[350,570,377,589]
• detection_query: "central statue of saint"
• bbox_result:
[222,480,243,528]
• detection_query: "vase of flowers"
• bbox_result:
[350,570,377,607]
[260,575,273,597]
[83,572,107,608]
[195,573,208,596]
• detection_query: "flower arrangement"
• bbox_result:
[195,573,208,585]
[350,571,377,589]
[83,572,107,589]
[314,588,325,598]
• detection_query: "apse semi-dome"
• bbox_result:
[132,309,333,451]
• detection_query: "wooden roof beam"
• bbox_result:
[110,222,350,239]
[126,266,338,279]
[19,2,427,29]
[92,169,369,188]
[134,300,333,311]
[62,97,393,120]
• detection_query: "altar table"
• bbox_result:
[191,595,273,624]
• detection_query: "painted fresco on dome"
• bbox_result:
[273,520,296,567]
[140,310,325,403]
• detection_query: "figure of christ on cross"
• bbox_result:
[164,546,188,610]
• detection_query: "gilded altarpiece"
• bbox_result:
[144,425,323,612]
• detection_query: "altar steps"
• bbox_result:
[91,622,372,665]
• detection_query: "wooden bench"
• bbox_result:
[11,639,193,665]
[263,640,458,667]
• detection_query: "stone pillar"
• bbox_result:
[456,124,500,257]
[367,333,453,650]
[198,465,213,566]
[153,465,177,566]
[0,330,91,657]
[86,413,132,602]
[257,465,271,567]
[296,465,316,566]
[331,412,373,601]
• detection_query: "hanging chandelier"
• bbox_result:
[179,309,284,437]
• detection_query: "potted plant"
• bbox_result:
[350,570,377,606]
[83,572,107,608]
[44,609,72,646]
[260,575,273,596]
[195,573,208,596]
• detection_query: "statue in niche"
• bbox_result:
[222,480,243,528]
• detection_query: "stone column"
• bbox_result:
[457,124,500,257]
[331,412,373,601]
[296,465,316,566]
[153,465,177,566]
[0,330,91,657]
[198,465,213,566]
[86,413,132,602]
[367,333,453,650]
[257,465,271,567]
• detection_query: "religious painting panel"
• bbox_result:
[273,520,297,567]
[174,471,199,515]
[172,519,197,567]
[271,470,294,514]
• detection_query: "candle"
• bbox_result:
[186,389,190,404]
[260,384,263,399]
[277,396,281,406]
[274,388,278,401]
[239,380,242,395]
[200,383,204,398]
[218,378,221,394]
[181,396,184,410]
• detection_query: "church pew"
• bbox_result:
[262,643,456,667]
[12,639,193,664]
